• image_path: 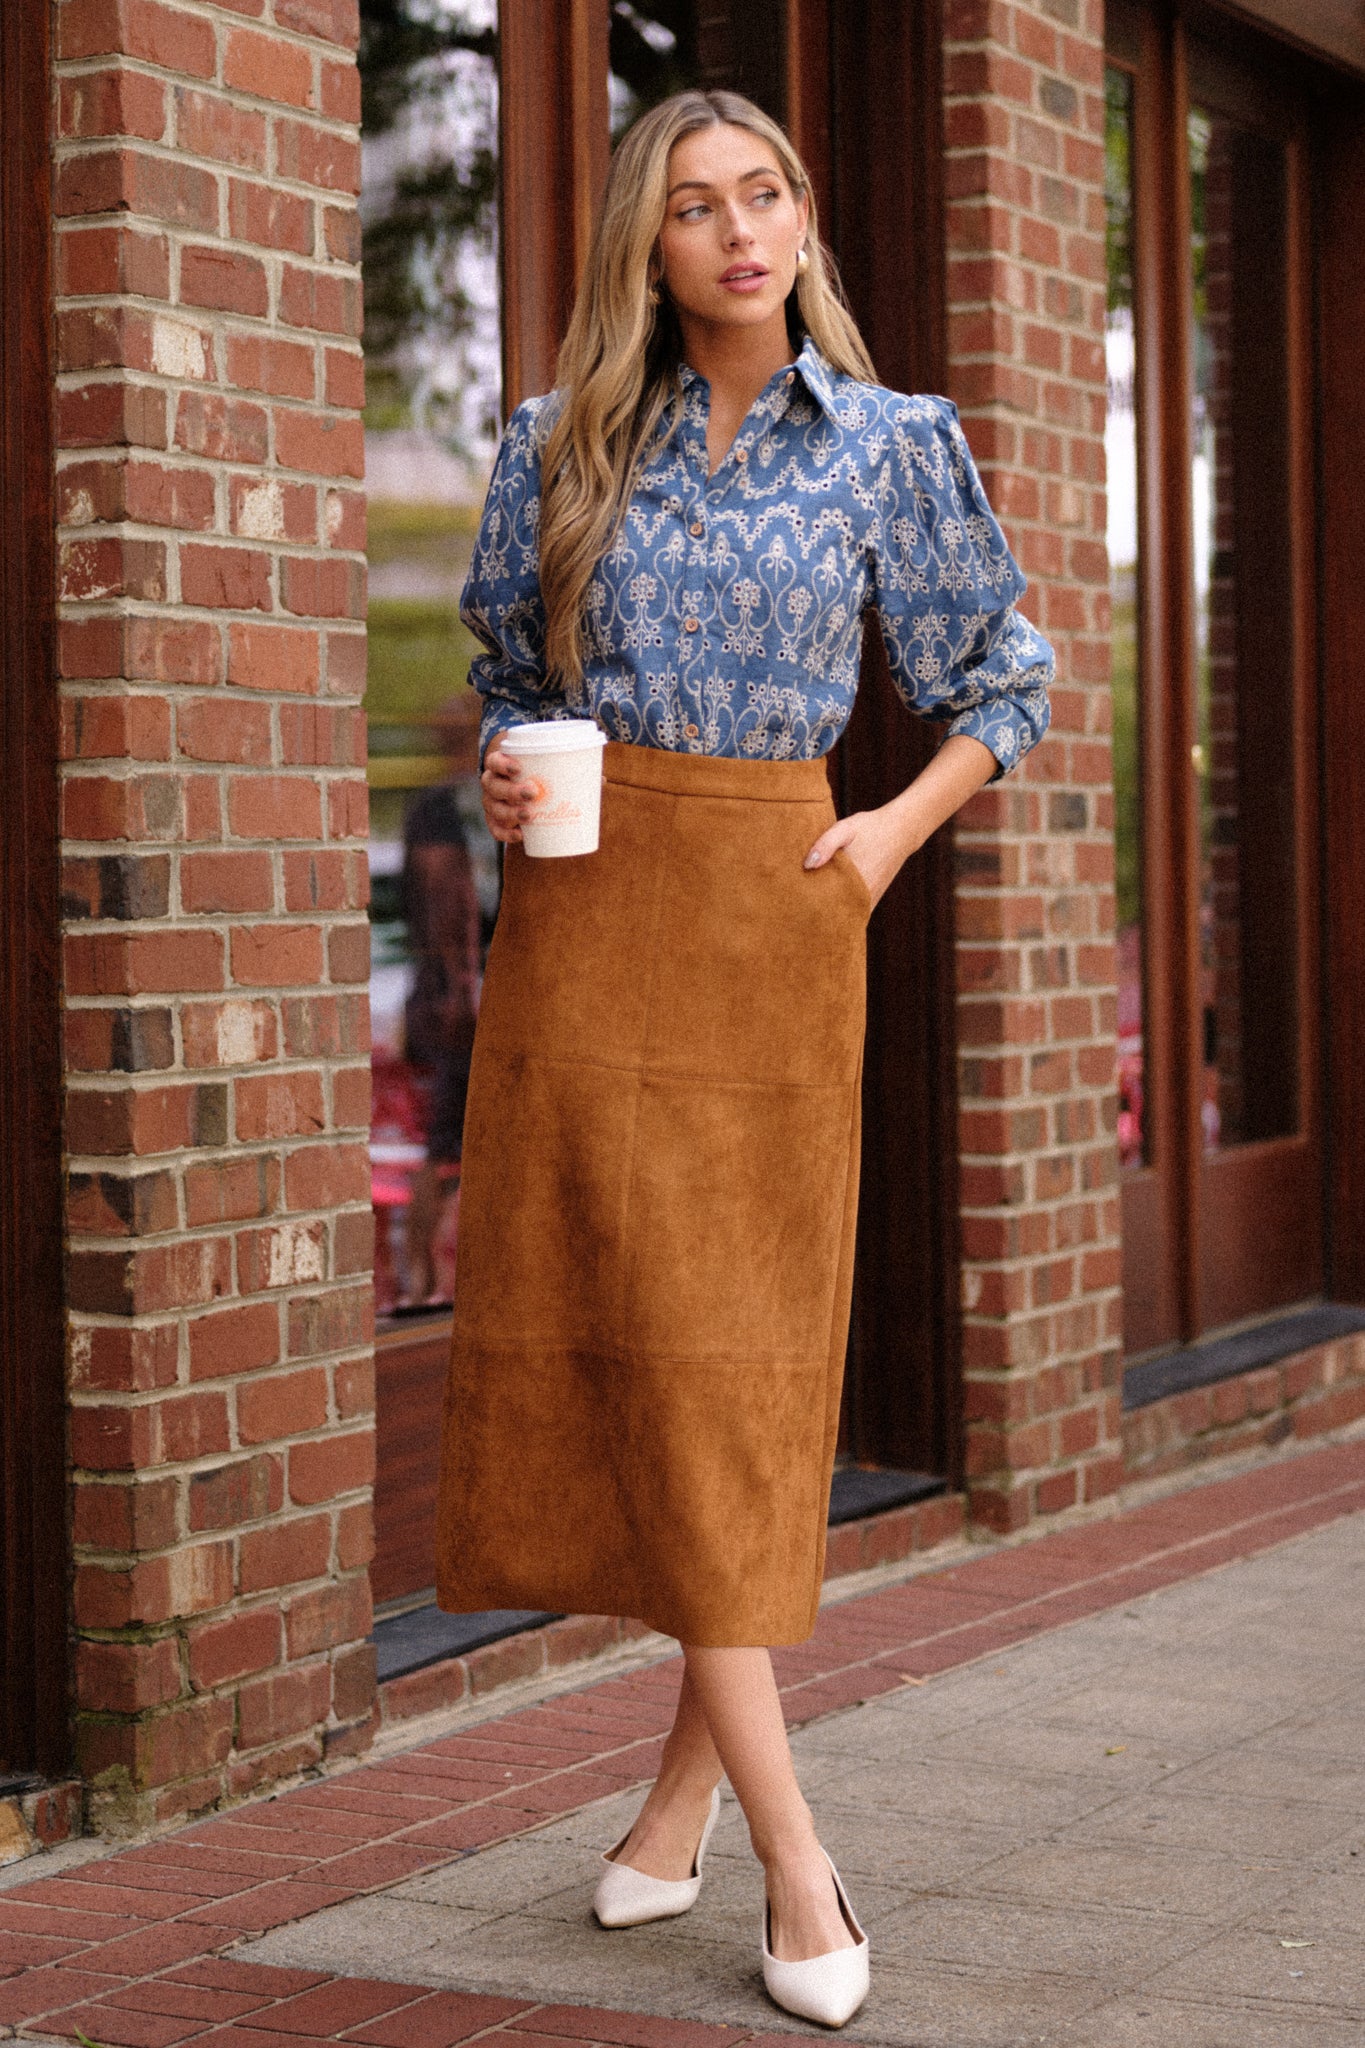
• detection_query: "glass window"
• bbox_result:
[608,0,787,134]
[1188,102,1298,1153]
[610,3,698,135]
[1105,63,1146,1171]
[361,0,501,1312]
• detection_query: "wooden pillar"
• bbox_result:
[0,0,66,1777]
[499,0,611,409]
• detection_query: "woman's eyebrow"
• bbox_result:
[665,165,782,198]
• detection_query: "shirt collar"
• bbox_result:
[677,336,841,421]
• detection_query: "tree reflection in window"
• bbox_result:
[359,0,501,1311]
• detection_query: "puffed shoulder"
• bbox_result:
[498,390,562,462]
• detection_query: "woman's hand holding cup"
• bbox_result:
[481,740,535,844]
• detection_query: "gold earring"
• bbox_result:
[795,245,809,274]
[647,281,661,306]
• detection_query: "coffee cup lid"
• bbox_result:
[500,721,606,755]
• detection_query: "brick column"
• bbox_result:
[53,0,375,1830]
[943,0,1124,1530]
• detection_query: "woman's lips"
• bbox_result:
[718,267,769,294]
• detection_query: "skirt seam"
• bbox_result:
[604,782,834,807]
[476,1054,857,1093]
[614,785,676,1367]
[449,1339,833,1367]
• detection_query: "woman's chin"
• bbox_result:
[681,292,788,332]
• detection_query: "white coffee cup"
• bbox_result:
[499,721,608,857]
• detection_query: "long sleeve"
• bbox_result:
[869,396,1053,779]
[459,396,573,761]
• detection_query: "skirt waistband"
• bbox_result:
[603,739,832,804]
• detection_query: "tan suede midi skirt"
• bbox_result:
[434,740,869,1646]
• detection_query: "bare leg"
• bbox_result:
[681,1644,855,1963]
[614,1646,854,1961]
[607,1666,723,1879]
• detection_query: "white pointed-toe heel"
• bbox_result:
[761,1849,870,2029]
[592,1785,722,1929]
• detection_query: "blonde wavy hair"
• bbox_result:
[538,89,878,689]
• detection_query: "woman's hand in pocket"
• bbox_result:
[804,738,1000,903]
[803,806,920,908]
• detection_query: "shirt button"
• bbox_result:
[689,521,704,538]
[684,616,699,633]
[735,447,748,463]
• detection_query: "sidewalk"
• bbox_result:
[3,1437,1364,2048]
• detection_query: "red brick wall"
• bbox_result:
[942,0,1124,1529]
[1123,1334,1365,1480]
[53,0,375,1830]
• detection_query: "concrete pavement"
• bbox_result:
[5,1438,1364,2048]
[243,1510,1365,2046]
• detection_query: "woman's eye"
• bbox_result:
[752,188,779,206]
[677,203,709,222]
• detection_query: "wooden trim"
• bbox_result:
[1162,15,1205,1341]
[1119,4,1193,1353]
[0,0,67,1776]
[1316,79,1365,1302]
[1193,59,1324,1320]
[1285,124,1322,1165]
[498,0,609,410]
[567,0,610,284]
[1195,0,1365,80]
[372,1316,452,1608]
[787,0,834,220]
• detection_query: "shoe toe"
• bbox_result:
[761,1945,870,2029]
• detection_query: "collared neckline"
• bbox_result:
[677,335,840,420]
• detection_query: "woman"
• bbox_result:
[436,89,1052,2028]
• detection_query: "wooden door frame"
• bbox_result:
[1190,36,1324,1329]
[1,0,67,1777]
[1111,0,1330,1354]
[1317,80,1365,1305]
[1108,0,1195,1353]
[499,0,609,411]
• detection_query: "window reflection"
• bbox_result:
[609,0,786,135]
[362,0,501,1312]
[1105,65,1146,1171]
[1188,103,1298,1153]
[610,2,697,134]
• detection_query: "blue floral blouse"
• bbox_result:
[460,337,1053,777]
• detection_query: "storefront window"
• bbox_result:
[1187,101,1298,1152]
[361,0,501,1312]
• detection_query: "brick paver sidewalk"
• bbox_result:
[3,1437,1364,2048]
